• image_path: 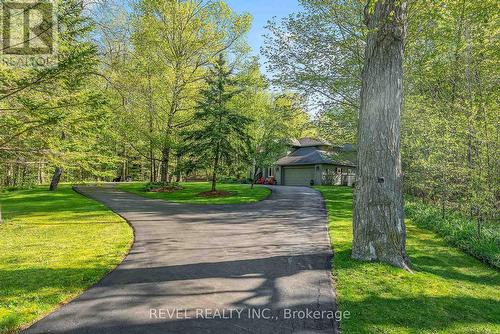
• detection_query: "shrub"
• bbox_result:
[144,182,183,192]
[405,198,500,269]
[218,177,250,184]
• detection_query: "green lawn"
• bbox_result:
[315,186,500,334]
[0,185,133,334]
[117,182,271,204]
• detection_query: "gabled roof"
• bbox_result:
[275,146,356,167]
[276,147,331,166]
[335,143,356,152]
[290,137,332,148]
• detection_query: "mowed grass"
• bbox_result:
[315,186,500,334]
[0,185,133,334]
[117,182,271,204]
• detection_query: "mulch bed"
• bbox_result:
[149,185,184,193]
[197,190,236,197]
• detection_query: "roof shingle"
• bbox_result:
[291,137,332,148]
[276,147,356,167]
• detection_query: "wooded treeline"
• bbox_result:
[0,0,313,190]
[264,0,499,222]
[0,0,498,222]
[1,0,112,189]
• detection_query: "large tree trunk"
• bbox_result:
[160,146,170,183]
[160,61,181,185]
[150,149,156,182]
[49,167,63,191]
[147,69,156,183]
[211,168,217,192]
[353,0,410,270]
[175,154,182,182]
[211,143,220,192]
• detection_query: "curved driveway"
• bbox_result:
[24,185,338,334]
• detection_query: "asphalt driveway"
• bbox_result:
[24,185,337,334]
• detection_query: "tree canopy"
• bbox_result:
[0,0,497,250]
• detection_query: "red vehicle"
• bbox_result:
[256,176,265,184]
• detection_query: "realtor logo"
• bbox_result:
[1,0,57,67]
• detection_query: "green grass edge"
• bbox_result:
[116,182,272,205]
[0,186,134,334]
[314,185,500,334]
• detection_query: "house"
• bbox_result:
[262,138,357,186]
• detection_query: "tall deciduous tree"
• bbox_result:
[263,0,364,144]
[0,0,106,191]
[134,0,250,183]
[230,60,313,185]
[263,0,498,234]
[353,0,410,269]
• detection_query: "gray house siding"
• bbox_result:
[282,165,315,186]
[254,138,357,187]
[277,164,355,186]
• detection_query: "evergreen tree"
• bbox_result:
[132,0,250,183]
[184,55,252,192]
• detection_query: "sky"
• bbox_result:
[225,0,302,65]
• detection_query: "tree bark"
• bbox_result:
[211,166,217,192]
[160,100,178,184]
[150,148,156,183]
[49,167,63,191]
[175,153,182,182]
[353,0,410,270]
[211,143,220,192]
[160,60,181,185]
[160,146,170,184]
[147,68,156,183]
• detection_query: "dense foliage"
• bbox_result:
[0,0,313,188]
[316,186,500,333]
[183,55,252,191]
[0,0,497,249]
[263,0,364,145]
[405,197,499,269]
[0,0,111,188]
[403,0,499,225]
[0,0,498,331]
[265,0,499,238]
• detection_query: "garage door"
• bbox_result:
[283,166,315,186]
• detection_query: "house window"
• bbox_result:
[336,167,342,174]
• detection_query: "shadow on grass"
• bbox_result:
[333,248,500,285]
[0,266,113,333]
[0,186,114,223]
[342,295,500,332]
[316,185,500,333]
[14,255,499,334]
